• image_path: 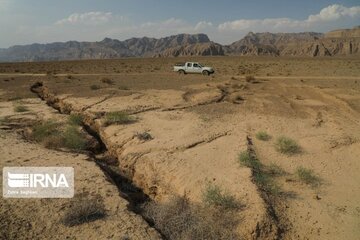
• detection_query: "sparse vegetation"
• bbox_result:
[14,105,29,112]
[105,111,135,125]
[275,136,301,155]
[62,194,106,227]
[63,125,87,151]
[90,84,101,90]
[135,131,153,141]
[238,151,261,171]
[253,172,280,195]
[238,151,281,195]
[267,163,285,176]
[42,134,63,149]
[296,167,321,186]
[31,120,60,142]
[68,113,83,126]
[256,131,271,141]
[142,195,240,240]
[31,120,87,151]
[202,183,240,210]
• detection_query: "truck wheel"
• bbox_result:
[178,70,185,75]
[202,70,209,76]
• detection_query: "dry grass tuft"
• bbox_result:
[62,194,106,227]
[142,195,240,240]
[105,111,135,126]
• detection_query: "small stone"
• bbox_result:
[314,194,321,200]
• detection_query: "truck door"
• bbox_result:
[193,63,202,73]
[186,62,193,73]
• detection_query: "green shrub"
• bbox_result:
[239,151,281,195]
[105,111,135,125]
[14,105,29,112]
[267,163,285,176]
[63,126,86,151]
[253,172,280,195]
[68,113,83,126]
[275,136,301,155]
[238,151,261,171]
[202,183,240,210]
[256,131,271,141]
[32,120,60,142]
[296,167,321,186]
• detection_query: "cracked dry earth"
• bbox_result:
[1,58,360,240]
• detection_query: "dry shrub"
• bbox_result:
[141,195,240,240]
[101,77,114,85]
[90,85,101,90]
[42,134,64,148]
[135,131,153,141]
[105,111,135,126]
[62,194,106,227]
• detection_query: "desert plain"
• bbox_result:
[0,56,360,240]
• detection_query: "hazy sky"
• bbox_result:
[0,0,359,47]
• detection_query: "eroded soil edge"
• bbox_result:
[30,81,283,239]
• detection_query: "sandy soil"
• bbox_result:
[0,56,359,239]
[0,99,160,239]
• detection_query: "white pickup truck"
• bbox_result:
[173,62,215,75]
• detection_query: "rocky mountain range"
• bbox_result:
[0,26,359,61]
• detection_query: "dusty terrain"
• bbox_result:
[0,56,360,240]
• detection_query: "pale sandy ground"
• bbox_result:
[0,99,160,240]
[0,57,360,239]
[42,76,360,239]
